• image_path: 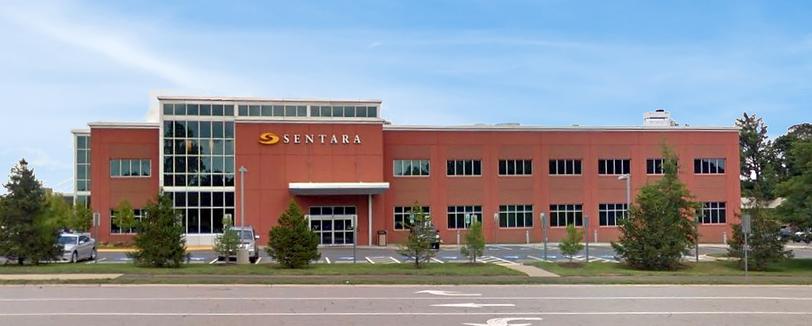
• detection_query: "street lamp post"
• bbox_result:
[584,215,590,263]
[239,166,247,227]
[540,212,548,261]
[618,174,631,210]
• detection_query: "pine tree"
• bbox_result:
[214,216,240,264]
[612,146,699,270]
[267,201,320,268]
[461,220,485,263]
[0,159,62,265]
[728,207,792,270]
[558,223,584,262]
[397,204,436,268]
[129,193,186,267]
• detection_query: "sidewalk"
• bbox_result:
[0,274,122,281]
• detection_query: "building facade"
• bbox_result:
[73,97,740,246]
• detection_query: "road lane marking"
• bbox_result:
[2,312,812,317]
[526,255,549,262]
[365,257,375,264]
[6,296,812,302]
[464,317,542,326]
[389,257,401,263]
[254,257,262,264]
[416,290,481,297]
[208,258,218,265]
[432,303,516,308]
[324,257,331,264]
[431,257,445,264]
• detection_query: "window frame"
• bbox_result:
[598,203,629,227]
[498,159,533,176]
[694,158,727,175]
[548,159,583,176]
[393,206,431,231]
[446,159,483,177]
[446,205,483,229]
[498,204,534,228]
[110,159,152,178]
[700,201,727,224]
[598,159,631,176]
[393,159,431,177]
[549,204,584,227]
[646,158,665,175]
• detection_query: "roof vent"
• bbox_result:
[643,109,678,127]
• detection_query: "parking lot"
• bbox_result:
[76,243,812,265]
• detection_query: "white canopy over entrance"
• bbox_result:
[288,182,389,196]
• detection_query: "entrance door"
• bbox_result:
[308,206,357,245]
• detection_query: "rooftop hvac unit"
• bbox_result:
[643,109,678,127]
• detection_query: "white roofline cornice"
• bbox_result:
[88,122,160,129]
[383,125,740,132]
[157,96,382,104]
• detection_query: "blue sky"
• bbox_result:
[1,0,810,193]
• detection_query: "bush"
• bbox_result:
[559,224,584,262]
[129,193,187,267]
[266,201,320,268]
[397,205,436,268]
[461,221,485,263]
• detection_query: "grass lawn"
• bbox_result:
[531,259,812,282]
[0,262,521,276]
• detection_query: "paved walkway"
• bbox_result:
[0,274,122,281]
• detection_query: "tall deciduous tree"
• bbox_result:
[267,201,320,268]
[773,123,812,183]
[776,141,812,228]
[736,113,778,200]
[129,193,186,267]
[0,160,62,265]
[612,147,699,270]
[397,204,436,268]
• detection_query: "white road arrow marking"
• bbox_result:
[415,290,482,297]
[463,317,543,326]
[432,303,516,308]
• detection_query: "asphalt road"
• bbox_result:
[1,284,811,326]
[89,243,812,265]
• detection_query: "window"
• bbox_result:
[598,159,630,175]
[446,160,482,176]
[75,134,91,193]
[646,158,664,175]
[694,158,726,174]
[599,203,628,226]
[163,103,233,116]
[499,160,532,176]
[110,209,144,234]
[311,105,378,118]
[167,191,235,234]
[447,205,482,229]
[549,204,583,227]
[110,159,151,177]
[701,202,726,224]
[498,205,533,228]
[549,159,582,175]
[393,160,430,176]
[394,206,430,230]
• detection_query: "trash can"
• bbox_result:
[377,230,387,246]
[236,248,250,264]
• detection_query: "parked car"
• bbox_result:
[218,225,260,263]
[58,232,96,263]
[779,225,793,241]
[792,229,811,244]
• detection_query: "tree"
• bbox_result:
[728,207,792,270]
[267,200,320,268]
[461,220,485,263]
[558,223,584,262]
[773,123,812,183]
[113,200,137,233]
[397,204,436,268]
[129,193,186,267]
[612,146,699,270]
[214,216,240,263]
[776,141,812,228]
[70,204,93,232]
[0,160,62,265]
[737,113,778,200]
[41,191,73,231]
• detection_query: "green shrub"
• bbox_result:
[461,221,485,263]
[267,201,320,268]
[559,224,584,262]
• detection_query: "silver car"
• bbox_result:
[218,226,260,263]
[59,233,96,263]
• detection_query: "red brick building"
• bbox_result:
[73,96,740,246]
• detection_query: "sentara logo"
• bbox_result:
[258,132,280,145]
[259,132,363,145]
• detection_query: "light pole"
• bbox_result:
[584,215,589,263]
[540,212,548,261]
[239,166,247,227]
[618,174,631,210]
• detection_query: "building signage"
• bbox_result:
[259,132,362,145]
